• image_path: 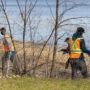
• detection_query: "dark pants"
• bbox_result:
[2,51,15,77]
[2,52,10,77]
[69,58,88,79]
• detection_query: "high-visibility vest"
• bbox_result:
[2,33,15,52]
[3,43,10,52]
[68,38,82,59]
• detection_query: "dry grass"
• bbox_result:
[0,41,90,78]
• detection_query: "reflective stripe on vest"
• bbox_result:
[69,38,82,58]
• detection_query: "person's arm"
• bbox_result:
[80,39,90,55]
[61,46,69,54]
[2,36,7,45]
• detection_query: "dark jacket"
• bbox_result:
[72,32,90,55]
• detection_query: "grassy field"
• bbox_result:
[0,77,90,90]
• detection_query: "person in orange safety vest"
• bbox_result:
[61,27,90,79]
[0,27,15,78]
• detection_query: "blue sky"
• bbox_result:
[0,0,90,47]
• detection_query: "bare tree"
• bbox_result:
[0,0,16,50]
[50,0,59,77]
[45,0,90,78]
[0,0,90,78]
[16,0,38,74]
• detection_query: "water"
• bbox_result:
[0,0,90,47]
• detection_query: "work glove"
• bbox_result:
[61,49,68,54]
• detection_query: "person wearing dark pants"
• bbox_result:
[69,58,88,79]
[62,27,90,79]
[2,52,10,78]
[0,27,15,78]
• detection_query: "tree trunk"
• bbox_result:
[50,0,59,77]
[22,0,27,74]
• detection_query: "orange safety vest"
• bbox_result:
[2,33,15,52]
[2,35,10,52]
[68,38,82,59]
[4,44,10,52]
